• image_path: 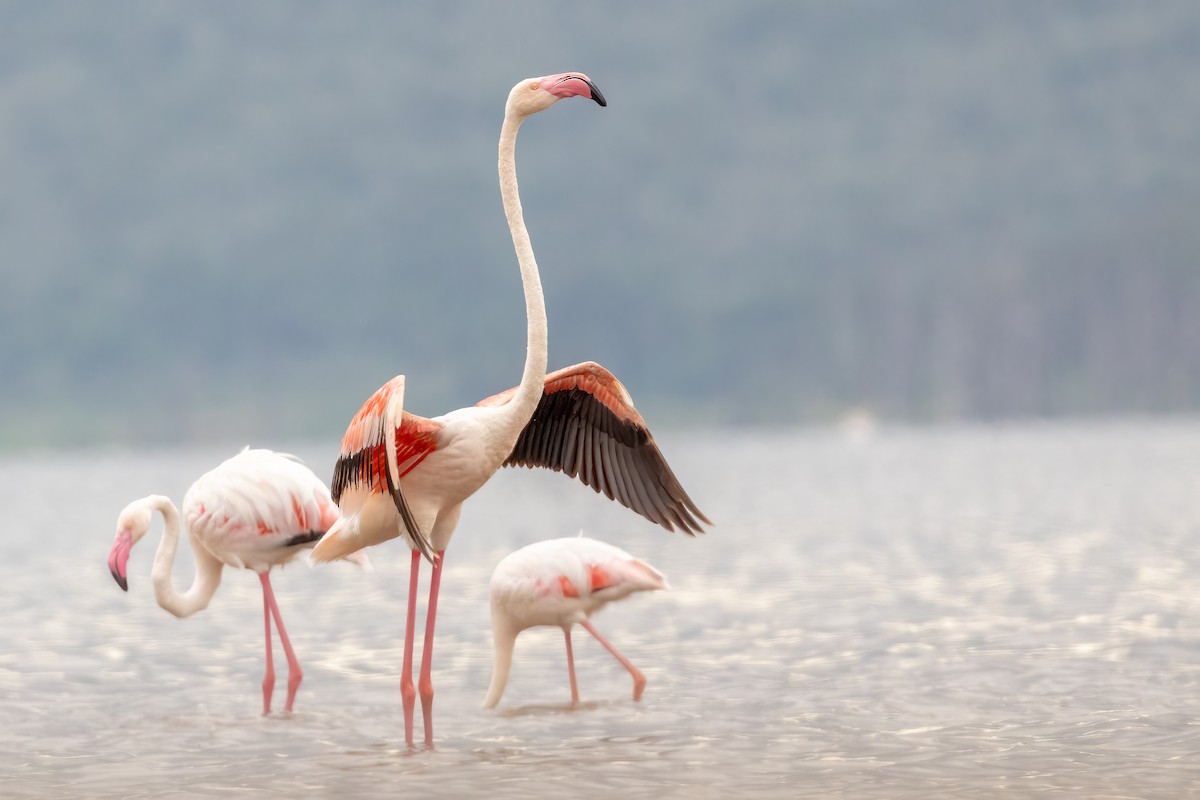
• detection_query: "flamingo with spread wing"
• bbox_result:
[310,73,709,748]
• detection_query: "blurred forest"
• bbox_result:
[1,2,1199,450]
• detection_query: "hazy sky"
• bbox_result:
[2,2,1198,449]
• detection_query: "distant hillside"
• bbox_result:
[2,3,1199,449]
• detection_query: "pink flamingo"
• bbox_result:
[106,448,357,715]
[310,73,709,747]
[484,536,668,709]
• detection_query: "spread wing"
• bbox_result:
[330,375,441,561]
[482,361,710,535]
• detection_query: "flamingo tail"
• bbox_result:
[309,493,402,564]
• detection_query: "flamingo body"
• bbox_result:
[106,448,355,714]
[321,392,518,561]
[484,537,667,709]
[319,361,709,564]
[181,449,342,572]
[309,71,707,748]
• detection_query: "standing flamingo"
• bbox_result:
[310,72,709,748]
[106,448,356,715]
[484,537,668,709]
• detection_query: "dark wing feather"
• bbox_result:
[329,376,439,562]
[501,362,711,535]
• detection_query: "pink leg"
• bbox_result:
[579,619,646,701]
[564,627,580,706]
[401,549,421,748]
[259,572,303,713]
[418,550,445,748]
[260,575,275,715]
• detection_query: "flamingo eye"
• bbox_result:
[530,82,540,91]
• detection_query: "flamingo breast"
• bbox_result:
[406,405,522,506]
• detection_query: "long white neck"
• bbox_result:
[483,618,519,709]
[496,111,549,438]
[144,495,223,618]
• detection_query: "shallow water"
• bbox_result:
[3,421,1200,798]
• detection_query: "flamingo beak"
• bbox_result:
[546,74,607,107]
[582,77,606,107]
[107,529,133,591]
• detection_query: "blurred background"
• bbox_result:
[2,1,1198,450]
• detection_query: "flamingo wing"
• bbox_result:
[183,448,344,570]
[483,362,710,535]
[330,376,441,560]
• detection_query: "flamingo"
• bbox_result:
[483,536,668,709]
[105,448,358,715]
[309,72,709,748]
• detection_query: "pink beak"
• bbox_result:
[541,73,606,107]
[107,529,133,591]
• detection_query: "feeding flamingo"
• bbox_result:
[106,448,360,715]
[484,536,668,709]
[310,72,709,747]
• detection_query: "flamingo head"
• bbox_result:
[107,499,154,591]
[506,72,606,119]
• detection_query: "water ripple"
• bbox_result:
[4,425,1200,797]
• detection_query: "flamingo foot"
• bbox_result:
[631,669,647,702]
[401,675,417,748]
[262,674,275,716]
[261,579,275,716]
[419,676,435,748]
[417,549,445,750]
[259,571,302,715]
[284,667,303,713]
[401,549,421,749]
[564,627,580,707]
[579,619,647,703]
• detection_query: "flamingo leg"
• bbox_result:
[259,572,303,713]
[579,619,646,702]
[401,549,420,748]
[564,627,580,706]
[418,550,446,748]
[259,573,275,715]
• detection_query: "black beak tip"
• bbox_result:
[585,79,607,107]
[111,569,128,592]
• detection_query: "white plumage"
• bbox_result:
[308,71,705,748]
[484,537,667,709]
[105,448,361,715]
[182,448,340,572]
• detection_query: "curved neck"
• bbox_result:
[146,495,223,618]
[483,618,518,709]
[497,112,549,430]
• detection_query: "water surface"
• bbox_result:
[3,421,1200,797]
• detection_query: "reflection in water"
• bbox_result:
[495,701,606,718]
[3,422,1200,797]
